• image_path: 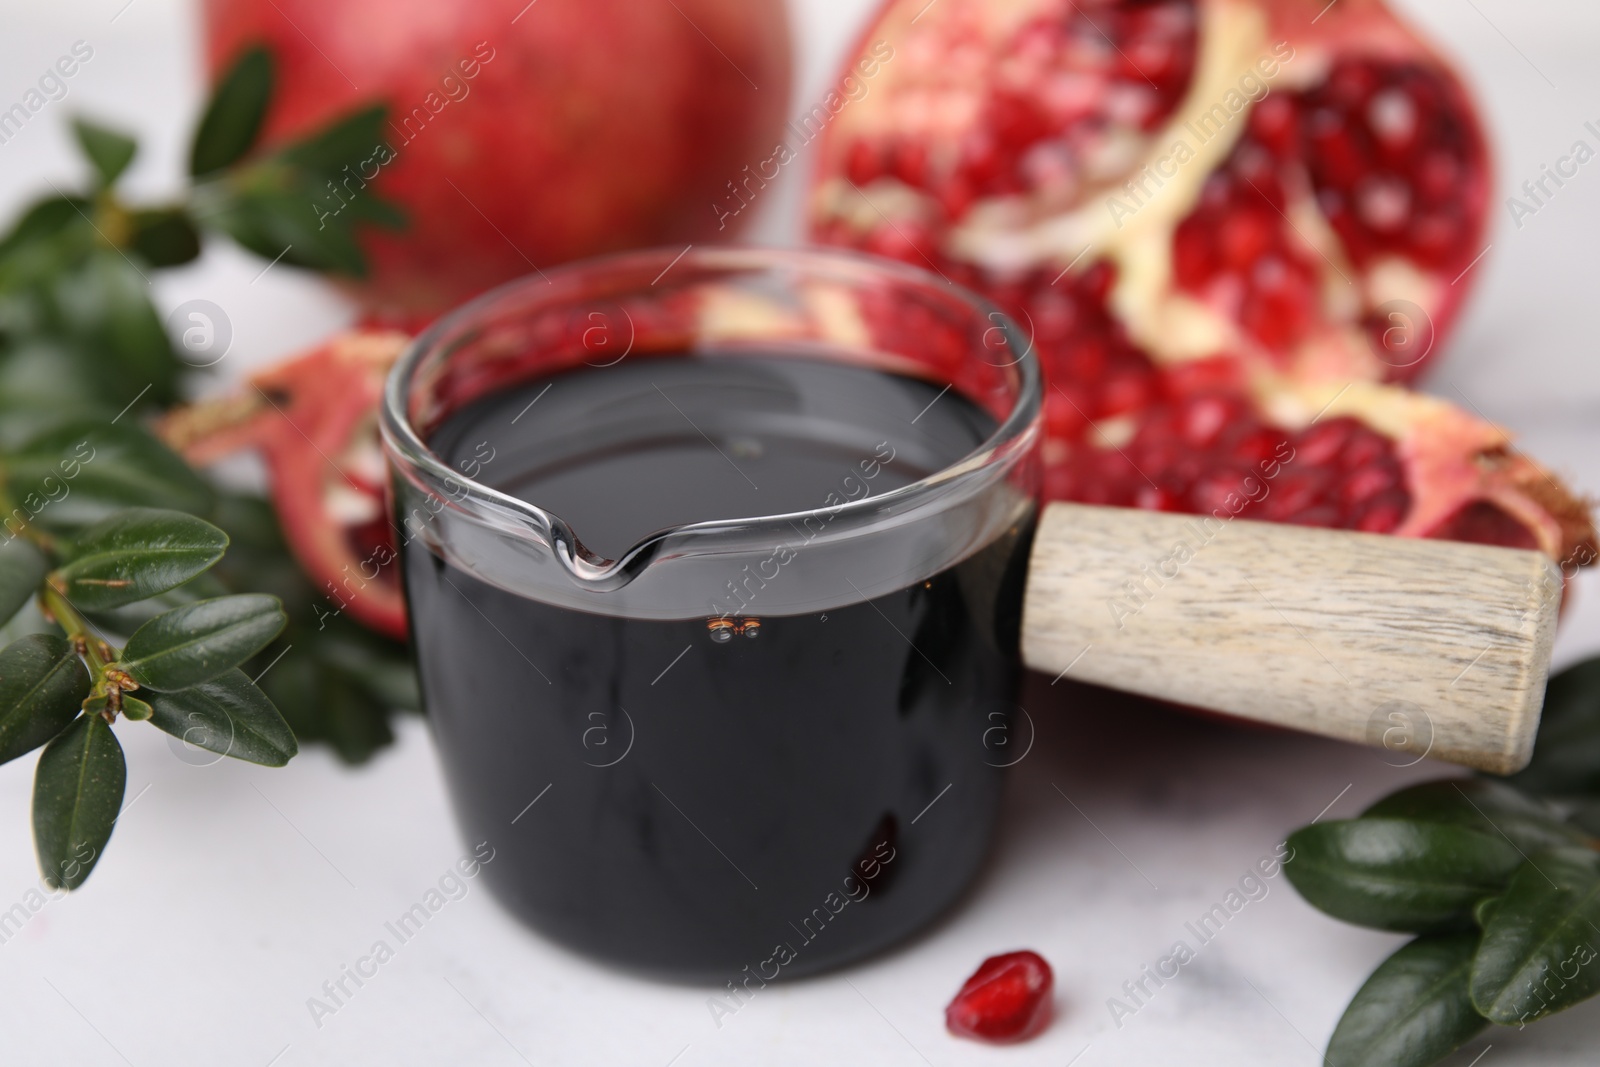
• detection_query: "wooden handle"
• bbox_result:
[1020,502,1561,773]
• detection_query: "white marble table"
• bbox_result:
[0,1,1597,1063]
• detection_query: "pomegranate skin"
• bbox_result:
[202,0,792,312]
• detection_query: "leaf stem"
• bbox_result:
[40,582,124,721]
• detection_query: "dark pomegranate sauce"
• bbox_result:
[403,353,1035,979]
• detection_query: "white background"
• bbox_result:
[0,1,1598,1064]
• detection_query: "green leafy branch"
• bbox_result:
[0,44,404,442]
[2,41,416,761]
[1283,657,1600,1066]
[0,486,291,889]
[0,44,418,888]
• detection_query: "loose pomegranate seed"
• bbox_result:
[945,950,1054,1043]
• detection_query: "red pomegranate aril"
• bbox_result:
[1429,501,1542,551]
[845,140,879,185]
[1219,209,1276,268]
[1224,425,1290,466]
[1417,149,1461,199]
[1180,395,1239,447]
[1190,469,1258,514]
[1340,429,1392,472]
[1292,419,1358,467]
[945,950,1054,1044]
[1248,92,1297,155]
[1300,60,1487,270]
[1100,367,1157,414]
[1339,461,1400,505]
[1354,488,1411,532]
[1261,469,1331,520]
[1306,114,1366,187]
[1136,484,1183,511]
[1173,222,1213,287]
[1367,88,1419,149]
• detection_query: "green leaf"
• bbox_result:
[128,207,201,268]
[71,118,137,187]
[7,423,213,532]
[1504,657,1600,797]
[315,621,420,712]
[1471,847,1600,1025]
[1365,778,1591,855]
[207,492,416,763]
[0,538,49,624]
[119,695,152,722]
[148,667,296,766]
[83,569,229,635]
[33,712,124,890]
[0,194,92,258]
[1327,933,1488,1067]
[0,342,118,451]
[46,252,183,407]
[280,104,389,174]
[257,648,393,764]
[55,508,228,610]
[208,182,369,276]
[191,45,273,176]
[198,100,403,279]
[118,594,286,691]
[0,635,90,765]
[1285,819,1524,933]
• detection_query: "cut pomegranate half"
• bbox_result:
[160,329,411,640]
[810,0,1594,566]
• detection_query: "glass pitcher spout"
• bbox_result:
[380,246,1042,620]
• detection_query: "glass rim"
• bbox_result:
[379,244,1042,582]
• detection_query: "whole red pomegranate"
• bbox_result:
[203,0,792,313]
[810,0,1596,564]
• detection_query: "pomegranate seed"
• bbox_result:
[1178,394,1239,447]
[1219,209,1275,268]
[1248,93,1298,156]
[1301,60,1485,269]
[1367,88,1418,148]
[1338,460,1400,504]
[1355,175,1411,232]
[1294,418,1358,466]
[1173,221,1212,287]
[845,140,879,185]
[1427,501,1541,551]
[1135,484,1182,511]
[1340,429,1391,471]
[1189,468,1258,514]
[945,950,1054,1044]
[1224,424,1290,466]
[1353,488,1410,532]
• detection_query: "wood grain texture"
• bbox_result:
[1020,502,1561,773]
